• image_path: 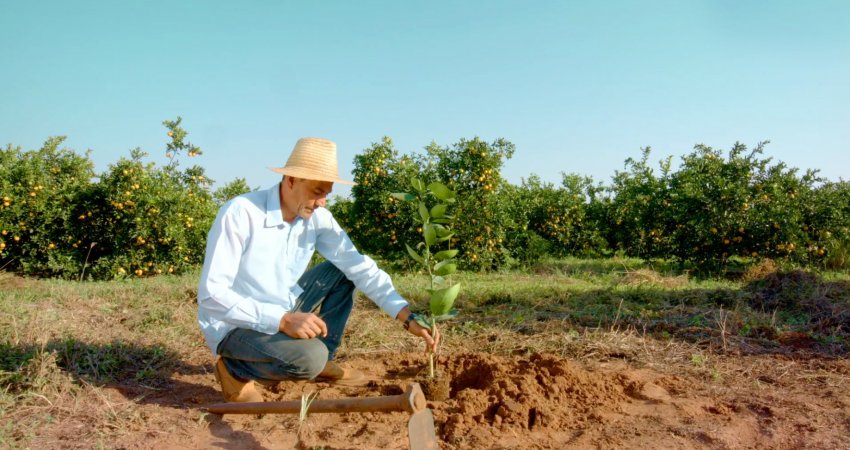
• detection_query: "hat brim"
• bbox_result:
[268,166,356,185]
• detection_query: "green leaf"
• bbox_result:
[424,223,436,246]
[432,275,445,285]
[430,283,461,316]
[433,309,459,322]
[391,192,415,202]
[430,204,447,219]
[434,249,458,261]
[437,233,454,242]
[414,316,431,329]
[418,201,430,222]
[411,178,425,193]
[428,182,456,201]
[434,261,457,276]
[405,243,424,264]
[433,224,451,237]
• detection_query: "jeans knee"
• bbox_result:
[289,340,329,380]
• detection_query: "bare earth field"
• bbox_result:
[2,267,849,449]
[29,347,849,450]
[129,350,850,450]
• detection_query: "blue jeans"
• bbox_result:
[217,261,355,383]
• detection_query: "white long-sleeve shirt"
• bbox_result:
[197,183,408,354]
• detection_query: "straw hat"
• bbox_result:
[269,137,355,185]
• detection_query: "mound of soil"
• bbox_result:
[436,353,627,445]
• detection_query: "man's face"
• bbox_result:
[283,177,333,221]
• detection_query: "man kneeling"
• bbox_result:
[197,137,437,402]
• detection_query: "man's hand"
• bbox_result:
[279,312,328,339]
[407,320,441,353]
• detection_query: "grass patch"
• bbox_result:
[387,261,849,357]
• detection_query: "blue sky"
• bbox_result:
[2,1,848,198]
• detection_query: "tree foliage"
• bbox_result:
[333,139,850,272]
[0,118,251,279]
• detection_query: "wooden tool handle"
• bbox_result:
[206,383,427,416]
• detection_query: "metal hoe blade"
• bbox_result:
[408,408,439,450]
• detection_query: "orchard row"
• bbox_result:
[2,122,848,280]
[0,118,249,279]
[331,139,849,273]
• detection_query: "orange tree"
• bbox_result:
[340,137,423,263]
[70,151,214,279]
[501,173,608,262]
[69,117,250,280]
[335,136,515,271]
[547,173,607,257]
[1,117,250,280]
[654,142,819,271]
[603,141,832,272]
[0,137,96,276]
[492,182,550,265]
[803,181,850,269]
[604,147,673,260]
[428,137,515,270]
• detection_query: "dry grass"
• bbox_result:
[0,272,203,447]
[0,346,149,446]
[618,268,690,289]
[741,258,780,282]
[0,272,27,290]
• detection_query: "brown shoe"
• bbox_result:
[214,357,264,403]
[315,361,370,387]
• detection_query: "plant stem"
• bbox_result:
[429,319,436,378]
[425,251,433,291]
[425,216,435,378]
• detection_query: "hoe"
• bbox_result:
[205,383,439,450]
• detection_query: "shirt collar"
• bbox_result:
[265,182,303,228]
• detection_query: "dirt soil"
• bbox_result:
[48,349,849,449]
